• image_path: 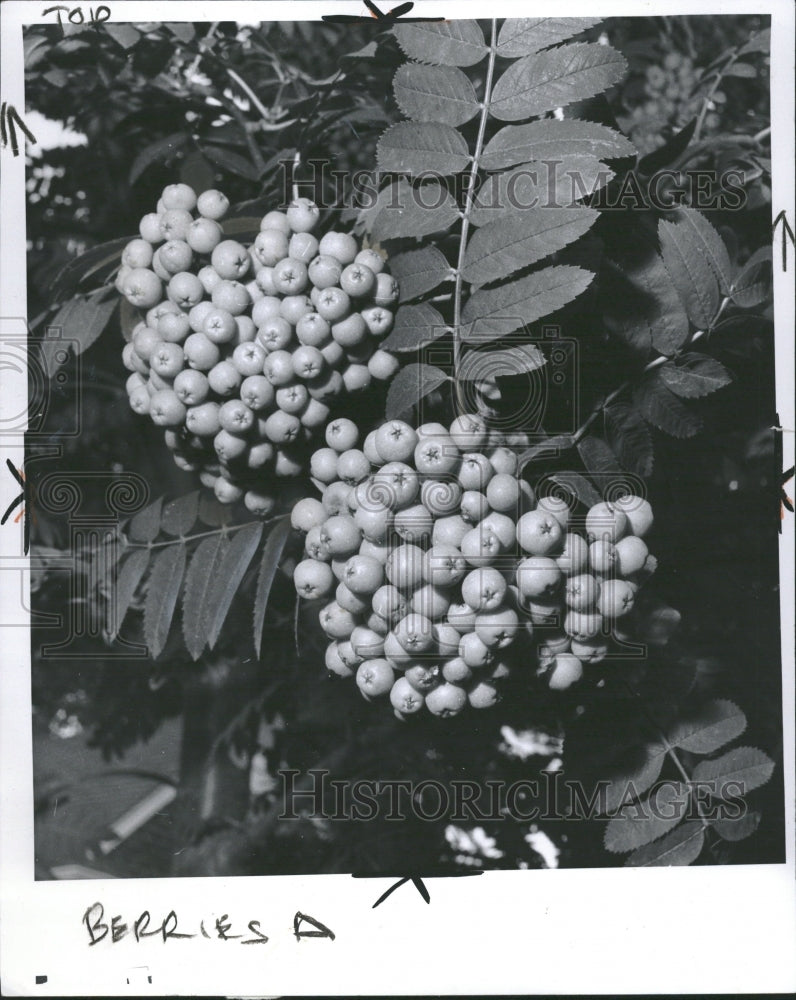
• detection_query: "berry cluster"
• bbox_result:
[290,415,659,719]
[118,183,399,508]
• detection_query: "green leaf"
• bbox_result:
[458,343,546,379]
[120,298,141,342]
[625,820,705,867]
[711,810,761,842]
[51,235,133,300]
[197,492,234,528]
[496,18,602,58]
[143,543,186,658]
[393,21,487,67]
[666,699,747,755]
[377,122,470,177]
[634,372,703,438]
[462,206,598,286]
[389,247,452,303]
[207,522,264,650]
[222,216,266,241]
[41,290,118,374]
[549,471,601,509]
[386,363,449,420]
[182,534,229,660]
[723,62,757,78]
[631,599,681,646]
[130,131,188,185]
[253,517,292,658]
[604,402,654,478]
[462,265,594,339]
[691,746,775,797]
[599,742,667,815]
[161,491,200,537]
[519,433,575,465]
[490,43,628,122]
[128,497,163,543]
[659,218,720,329]
[637,117,697,175]
[482,119,635,171]
[738,28,770,55]
[371,179,461,241]
[470,158,613,227]
[659,353,732,399]
[108,548,150,639]
[604,781,689,853]
[577,434,622,475]
[672,207,734,294]
[165,22,196,43]
[104,22,141,49]
[381,303,448,352]
[393,63,480,126]
[730,246,772,308]
[201,143,259,182]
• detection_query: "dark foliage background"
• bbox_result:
[24,15,782,876]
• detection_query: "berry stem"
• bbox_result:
[452,18,498,408]
[124,514,287,550]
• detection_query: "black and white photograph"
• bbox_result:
[1,2,794,995]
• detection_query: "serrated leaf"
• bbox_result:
[161,491,200,537]
[730,246,772,308]
[381,303,448,352]
[490,43,628,122]
[519,433,575,465]
[604,781,689,854]
[711,810,761,842]
[51,235,133,300]
[637,117,697,174]
[143,543,186,658]
[604,402,654,478]
[462,265,594,339]
[659,354,732,399]
[128,497,163,543]
[482,119,635,171]
[496,18,602,58]
[634,372,703,438]
[197,492,233,527]
[599,743,667,815]
[130,132,188,185]
[182,534,229,660]
[41,291,118,374]
[377,122,470,177]
[673,207,734,294]
[370,179,461,241]
[659,219,720,328]
[625,820,705,867]
[385,363,449,420]
[666,699,747,754]
[691,746,775,797]
[470,158,613,227]
[393,21,487,67]
[577,434,622,475]
[108,548,150,638]
[458,344,546,380]
[201,144,259,182]
[393,63,480,126]
[549,471,601,509]
[389,247,451,303]
[206,522,264,650]
[463,206,597,286]
[253,517,292,658]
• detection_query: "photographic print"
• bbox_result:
[1,3,795,994]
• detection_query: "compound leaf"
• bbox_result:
[673,207,734,294]
[108,547,150,639]
[712,810,761,842]
[389,246,452,303]
[371,179,461,241]
[462,206,598,285]
[458,343,546,379]
[549,471,602,509]
[666,699,747,754]
[253,517,292,658]
[377,122,470,176]
[130,131,188,184]
[128,497,163,543]
[691,746,775,797]
[462,265,594,339]
[604,781,689,853]
[659,218,720,328]
[577,434,622,476]
[496,17,602,58]
[381,303,448,352]
[393,63,480,126]
[604,402,654,478]
[625,820,705,867]
[207,522,264,650]
[729,246,772,308]
[143,543,186,658]
[659,353,732,398]
[599,742,667,816]
[482,119,635,171]
[386,363,449,420]
[393,21,487,67]
[634,372,703,438]
[490,43,628,122]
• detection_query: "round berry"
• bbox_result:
[188,218,224,255]
[286,198,320,234]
